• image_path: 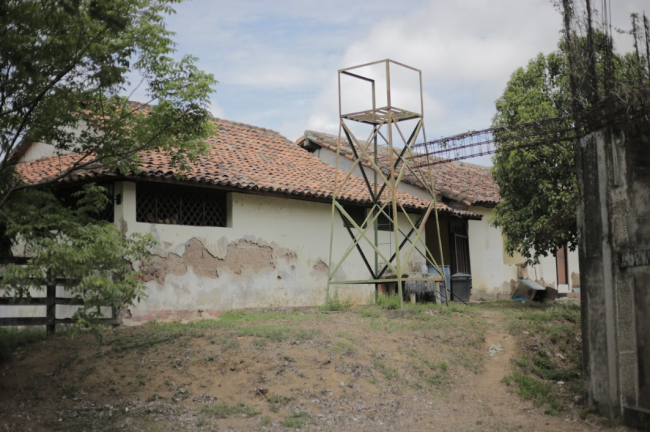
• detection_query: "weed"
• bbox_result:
[201,403,259,419]
[374,294,401,310]
[0,328,48,361]
[267,394,293,413]
[281,411,312,428]
[329,341,355,356]
[321,289,352,311]
[261,415,272,426]
[372,359,398,381]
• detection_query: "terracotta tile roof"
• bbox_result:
[300,130,501,207]
[15,117,481,220]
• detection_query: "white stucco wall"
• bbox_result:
[21,142,62,161]
[467,207,517,294]
[0,180,427,322]
[468,205,580,294]
[116,181,427,322]
[296,146,585,296]
[315,148,433,201]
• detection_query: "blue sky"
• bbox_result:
[155,0,645,165]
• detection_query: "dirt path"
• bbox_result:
[447,309,598,431]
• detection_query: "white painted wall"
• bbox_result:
[467,206,517,294]
[316,148,433,201]
[116,181,427,322]
[310,146,581,296]
[21,142,62,161]
[468,205,580,294]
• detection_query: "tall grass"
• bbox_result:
[0,327,48,361]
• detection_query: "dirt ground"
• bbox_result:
[0,304,632,431]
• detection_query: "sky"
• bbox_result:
[155,0,646,165]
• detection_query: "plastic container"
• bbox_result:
[428,265,450,302]
[450,273,472,302]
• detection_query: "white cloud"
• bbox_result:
[160,0,647,165]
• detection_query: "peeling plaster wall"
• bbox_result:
[117,182,427,321]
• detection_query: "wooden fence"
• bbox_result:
[0,257,119,334]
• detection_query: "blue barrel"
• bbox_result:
[427,265,450,302]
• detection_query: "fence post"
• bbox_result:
[46,279,55,335]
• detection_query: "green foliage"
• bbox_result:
[1,0,217,190]
[491,51,577,262]
[502,370,557,412]
[490,33,647,262]
[0,0,216,334]
[1,186,157,335]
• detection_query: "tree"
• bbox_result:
[490,51,577,262]
[490,32,648,262]
[0,0,216,331]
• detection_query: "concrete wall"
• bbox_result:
[116,181,427,322]
[576,125,650,423]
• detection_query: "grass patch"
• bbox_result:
[267,394,293,413]
[0,327,48,361]
[374,293,401,310]
[201,402,259,419]
[488,301,583,416]
[321,290,352,311]
[329,341,355,356]
[281,411,312,428]
[502,371,561,414]
[372,359,398,381]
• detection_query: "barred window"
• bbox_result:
[136,183,227,227]
[342,206,366,228]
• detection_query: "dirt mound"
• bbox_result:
[0,305,613,431]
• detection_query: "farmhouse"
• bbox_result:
[10,116,478,322]
[297,130,580,296]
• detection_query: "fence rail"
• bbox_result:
[0,257,119,334]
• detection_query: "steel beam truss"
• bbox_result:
[326,60,446,309]
[409,116,576,167]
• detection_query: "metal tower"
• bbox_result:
[326,59,446,308]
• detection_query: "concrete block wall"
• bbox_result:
[576,125,650,423]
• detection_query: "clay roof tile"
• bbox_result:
[16,117,481,220]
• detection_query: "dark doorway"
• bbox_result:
[449,221,471,274]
